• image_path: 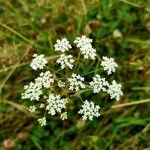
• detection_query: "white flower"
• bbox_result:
[80,44,96,59]
[78,100,100,120]
[58,80,65,88]
[74,36,96,60]
[56,54,74,69]
[68,73,85,91]
[60,112,67,120]
[38,117,46,126]
[30,54,47,70]
[74,35,93,48]
[54,38,72,52]
[89,74,109,93]
[39,103,45,108]
[22,82,42,101]
[35,71,54,88]
[113,29,123,39]
[46,94,68,116]
[107,80,123,101]
[29,105,36,113]
[101,56,118,75]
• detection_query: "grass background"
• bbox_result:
[0,0,150,149]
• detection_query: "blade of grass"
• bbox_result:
[112,99,150,108]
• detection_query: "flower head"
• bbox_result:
[74,35,93,48]
[89,74,109,93]
[46,94,68,116]
[78,100,100,120]
[38,117,46,126]
[60,112,67,120]
[29,105,36,113]
[22,82,42,101]
[101,56,118,75]
[68,73,85,91]
[107,80,123,101]
[35,71,54,88]
[58,80,65,88]
[56,54,74,69]
[30,54,47,70]
[74,36,96,60]
[54,38,72,52]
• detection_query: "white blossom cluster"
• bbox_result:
[68,73,85,91]
[22,82,42,101]
[35,71,54,88]
[46,94,68,116]
[89,74,109,93]
[29,105,36,113]
[60,112,67,120]
[38,117,46,126]
[58,80,65,88]
[74,35,96,59]
[22,35,124,123]
[54,38,72,52]
[56,54,74,69]
[22,71,53,101]
[101,56,118,75]
[30,54,47,70]
[107,80,123,101]
[78,100,100,120]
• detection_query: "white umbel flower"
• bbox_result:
[74,35,93,48]
[22,82,42,101]
[74,35,96,60]
[58,80,65,88]
[89,74,109,93]
[46,94,68,116]
[35,71,54,88]
[38,117,46,126]
[80,44,96,59]
[101,56,118,75]
[30,54,47,70]
[107,80,123,101]
[39,103,45,108]
[56,54,75,69]
[29,105,36,113]
[78,100,100,121]
[60,112,67,120]
[54,38,72,52]
[68,73,85,91]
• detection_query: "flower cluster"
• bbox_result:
[22,35,123,125]
[58,80,65,88]
[89,74,109,93]
[101,56,118,75]
[46,94,68,116]
[56,54,74,69]
[35,71,54,88]
[68,73,85,91]
[78,100,100,120]
[60,112,67,120]
[54,38,72,52]
[22,82,42,101]
[29,105,36,113]
[22,71,53,101]
[74,35,96,59]
[30,54,47,70]
[107,80,123,101]
[38,117,46,126]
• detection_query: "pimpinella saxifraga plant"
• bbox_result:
[22,35,123,126]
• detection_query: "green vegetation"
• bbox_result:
[0,0,150,149]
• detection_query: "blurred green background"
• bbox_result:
[0,0,150,149]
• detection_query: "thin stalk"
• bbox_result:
[111,99,150,108]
